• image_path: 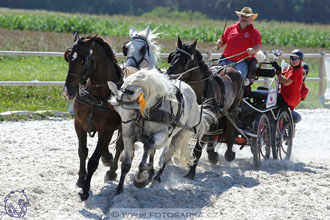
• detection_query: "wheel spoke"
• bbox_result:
[273,110,293,161]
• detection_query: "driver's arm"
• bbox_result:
[278,74,293,86]
[247,44,261,56]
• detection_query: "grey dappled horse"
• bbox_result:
[108,69,217,194]
[123,25,161,71]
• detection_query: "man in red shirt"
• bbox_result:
[217,7,261,85]
[275,49,305,123]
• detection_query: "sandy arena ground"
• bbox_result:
[0,109,330,220]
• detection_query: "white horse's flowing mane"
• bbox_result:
[124,69,177,112]
[136,28,161,63]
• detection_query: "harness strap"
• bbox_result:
[177,48,194,60]
[75,93,114,112]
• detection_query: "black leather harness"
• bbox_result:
[129,86,199,139]
[75,90,115,137]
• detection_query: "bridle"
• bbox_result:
[67,40,96,85]
[168,47,208,82]
[123,36,150,69]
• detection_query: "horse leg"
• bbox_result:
[224,122,236,162]
[133,137,156,188]
[75,123,88,188]
[147,148,156,179]
[116,136,135,195]
[155,130,190,182]
[154,144,174,182]
[100,130,115,167]
[206,142,219,164]
[105,130,124,181]
[79,132,113,201]
[184,142,202,180]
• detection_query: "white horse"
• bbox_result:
[122,25,161,71]
[108,69,217,194]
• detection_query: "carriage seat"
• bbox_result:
[258,68,276,78]
[248,87,269,100]
[247,60,276,80]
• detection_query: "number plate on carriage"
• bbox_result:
[266,88,277,108]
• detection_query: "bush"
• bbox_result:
[142,7,208,21]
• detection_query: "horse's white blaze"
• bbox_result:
[72,52,77,61]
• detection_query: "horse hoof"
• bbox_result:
[115,188,123,195]
[225,151,236,162]
[76,178,84,188]
[105,170,117,182]
[133,179,150,188]
[208,152,219,164]
[184,171,195,180]
[78,192,89,201]
[154,175,161,183]
[133,170,150,188]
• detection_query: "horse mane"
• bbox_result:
[183,44,213,76]
[93,36,123,80]
[136,28,161,63]
[80,36,122,80]
[124,69,177,116]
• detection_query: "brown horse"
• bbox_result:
[167,36,244,179]
[63,33,123,201]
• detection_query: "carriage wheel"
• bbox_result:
[272,110,293,160]
[251,114,271,167]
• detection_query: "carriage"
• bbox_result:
[209,50,295,167]
[166,38,295,176]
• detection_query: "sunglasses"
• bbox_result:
[240,15,251,19]
[290,57,300,61]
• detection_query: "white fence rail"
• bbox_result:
[0,50,328,105]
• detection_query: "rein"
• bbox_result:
[170,66,200,80]
[169,48,213,84]
[217,51,248,62]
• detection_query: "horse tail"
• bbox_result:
[172,130,195,168]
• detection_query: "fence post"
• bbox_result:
[67,99,74,115]
[319,52,326,106]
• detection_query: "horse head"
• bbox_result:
[123,25,160,70]
[63,32,121,99]
[108,81,142,110]
[109,69,176,118]
[167,35,201,80]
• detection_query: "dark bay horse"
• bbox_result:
[167,36,244,179]
[63,33,123,200]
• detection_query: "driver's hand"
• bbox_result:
[216,39,223,50]
[271,61,282,73]
[247,48,254,56]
